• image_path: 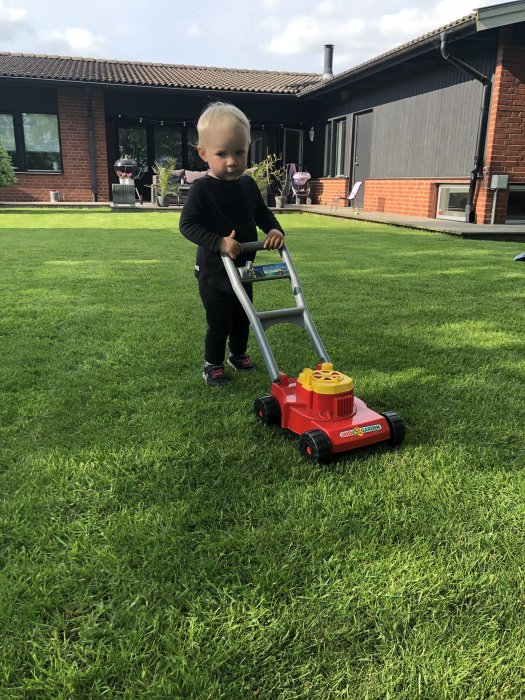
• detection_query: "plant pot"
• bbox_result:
[157,195,168,207]
[275,195,286,209]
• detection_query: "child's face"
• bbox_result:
[197,125,249,181]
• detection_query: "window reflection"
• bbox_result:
[154,128,182,165]
[187,127,202,169]
[22,113,61,171]
[118,127,148,170]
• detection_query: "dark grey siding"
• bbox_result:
[315,32,500,179]
[370,79,483,177]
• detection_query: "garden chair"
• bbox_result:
[347,181,362,213]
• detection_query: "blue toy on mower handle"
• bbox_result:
[221,241,405,464]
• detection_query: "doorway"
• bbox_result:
[351,111,373,209]
[283,128,303,170]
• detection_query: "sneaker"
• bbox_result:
[227,353,256,372]
[203,364,229,387]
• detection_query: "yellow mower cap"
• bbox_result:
[297,363,354,395]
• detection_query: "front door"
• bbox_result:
[352,110,373,209]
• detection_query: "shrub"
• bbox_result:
[0,142,16,188]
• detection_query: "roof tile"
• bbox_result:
[0,53,322,94]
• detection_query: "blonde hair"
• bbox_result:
[197,102,251,147]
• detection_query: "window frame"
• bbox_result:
[334,119,346,177]
[506,185,525,223]
[0,113,18,169]
[322,117,347,178]
[323,123,331,176]
[0,110,63,173]
[436,184,469,221]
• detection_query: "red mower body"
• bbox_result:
[271,364,393,454]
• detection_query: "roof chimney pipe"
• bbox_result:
[323,44,334,80]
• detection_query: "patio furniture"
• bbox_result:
[330,192,345,210]
[177,169,208,204]
[330,181,362,212]
[348,181,362,213]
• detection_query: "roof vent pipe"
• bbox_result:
[323,44,334,80]
[440,31,491,223]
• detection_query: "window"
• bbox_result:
[283,128,303,170]
[249,129,277,166]
[0,112,62,172]
[22,113,61,171]
[186,127,202,169]
[118,127,148,169]
[154,127,182,165]
[323,124,330,176]
[335,119,346,176]
[506,186,525,223]
[0,114,17,168]
[322,118,346,177]
[251,138,263,164]
[436,185,469,220]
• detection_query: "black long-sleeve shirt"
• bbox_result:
[179,174,284,293]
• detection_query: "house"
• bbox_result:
[1,0,524,224]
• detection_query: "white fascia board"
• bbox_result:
[476,0,525,30]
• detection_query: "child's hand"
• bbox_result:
[264,229,285,249]
[219,230,242,260]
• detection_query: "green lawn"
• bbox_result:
[1,209,524,699]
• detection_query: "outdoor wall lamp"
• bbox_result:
[309,126,315,142]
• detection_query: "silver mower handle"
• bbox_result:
[221,241,331,383]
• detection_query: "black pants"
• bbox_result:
[198,278,253,365]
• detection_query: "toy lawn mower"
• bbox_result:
[221,242,405,464]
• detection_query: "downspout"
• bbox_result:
[440,32,491,223]
[85,86,98,202]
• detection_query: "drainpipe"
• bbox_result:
[85,86,98,202]
[440,32,491,223]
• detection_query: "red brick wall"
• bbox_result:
[476,26,525,224]
[310,177,469,218]
[365,178,474,217]
[365,179,441,217]
[309,177,348,205]
[1,86,109,203]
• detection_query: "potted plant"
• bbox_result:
[271,160,289,209]
[246,153,289,207]
[245,154,273,204]
[151,157,178,207]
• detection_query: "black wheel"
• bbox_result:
[253,396,281,425]
[138,195,144,205]
[299,430,332,464]
[382,411,405,446]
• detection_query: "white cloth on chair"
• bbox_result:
[348,181,362,211]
